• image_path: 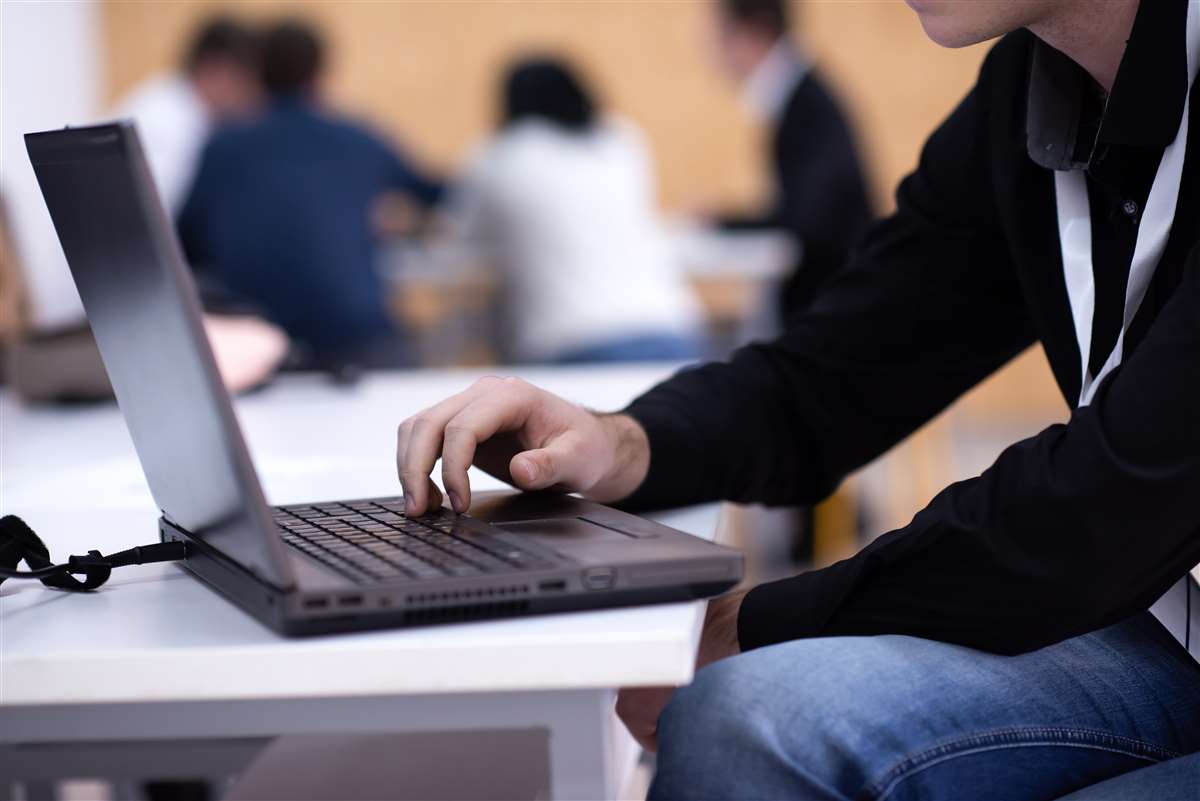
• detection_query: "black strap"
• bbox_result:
[0,515,113,591]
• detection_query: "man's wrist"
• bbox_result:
[588,412,651,503]
[698,589,746,668]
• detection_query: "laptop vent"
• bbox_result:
[405,585,530,607]
[402,599,530,625]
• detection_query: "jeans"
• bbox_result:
[650,612,1200,801]
[552,333,703,364]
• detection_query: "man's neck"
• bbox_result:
[1027,0,1140,92]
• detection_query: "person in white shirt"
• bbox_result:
[446,58,704,364]
[116,16,261,216]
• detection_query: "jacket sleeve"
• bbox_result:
[624,48,1035,511]
[718,74,874,305]
[738,241,1200,655]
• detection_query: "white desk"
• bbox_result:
[0,365,721,800]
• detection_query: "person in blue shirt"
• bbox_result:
[178,19,444,370]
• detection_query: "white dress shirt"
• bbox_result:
[741,40,811,123]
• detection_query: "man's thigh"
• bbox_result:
[650,612,1200,801]
[1054,751,1200,801]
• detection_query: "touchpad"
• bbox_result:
[496,517,633,549]
[494,520,638,556]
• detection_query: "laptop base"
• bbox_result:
[160,516,736,637]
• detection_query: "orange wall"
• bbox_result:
[102,0,990,213]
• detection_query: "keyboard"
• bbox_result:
[273,499,556,584]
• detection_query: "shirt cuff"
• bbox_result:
[738,577,803,651]
[736,566,848,651]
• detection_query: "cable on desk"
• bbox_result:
[0,514,187,592]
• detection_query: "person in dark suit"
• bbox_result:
[712,0,874,322]
[178,20,444,371]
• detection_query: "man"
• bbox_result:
[396,0,1200,797]
[178,20,444,370]
[116,16,261,215]
[711,0,873,321]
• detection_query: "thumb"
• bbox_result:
[510,442,571,491]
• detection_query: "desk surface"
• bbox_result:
[1,365,719,707]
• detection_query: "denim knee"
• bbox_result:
[650,653,822,800]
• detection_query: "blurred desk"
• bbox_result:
[381,226,796,365]
[0,365,720,800]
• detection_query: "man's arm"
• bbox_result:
[393,42,1035,521]
[625,52,1035,511]
[739,242,1200,655]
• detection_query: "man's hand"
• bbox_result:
[617,588,746,752]
[395,376,651,515]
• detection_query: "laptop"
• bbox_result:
[24,122,742,636]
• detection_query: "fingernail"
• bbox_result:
[448,490,462,512]
[522,459,540,483]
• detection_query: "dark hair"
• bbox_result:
[259,20,324,95]
[182,16,257,74]
[717,0,790,39]
[502,58,597,132]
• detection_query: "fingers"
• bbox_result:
[398,376,533,515]
[509,426,598,491]
[510,443,565,490]
[397,390,476,514]
[441,409,522,513]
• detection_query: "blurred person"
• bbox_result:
[114,16,261,216]
[1,189,286,401]
[711,0,873,322]
[178,20,444,370]
[396,0,1200,797]
[446,58,704,364]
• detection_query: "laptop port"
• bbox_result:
[337,594,364,608]
[303,597,329,610]
[582,568,615,590]
[538,579,567,592]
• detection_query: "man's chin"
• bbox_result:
[905,0,1026,49]
[914,13,1006,49]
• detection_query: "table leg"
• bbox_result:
[542,690,617,800]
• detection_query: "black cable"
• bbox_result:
[0,515,188,591]
[0,564,71,580]
[0,543,188,578]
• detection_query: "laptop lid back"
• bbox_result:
[26,123,294,588]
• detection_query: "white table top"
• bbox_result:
[0,364,719,707]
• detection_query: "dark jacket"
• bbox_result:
[627,0,1200,656]
[178,97,443,365]
[722,70,874,321]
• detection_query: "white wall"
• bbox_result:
[1,0,104,329]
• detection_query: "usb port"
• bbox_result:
[582,568,615,590]
[303,597,329,610]
[538,579,567,592]
[337,594,364,607]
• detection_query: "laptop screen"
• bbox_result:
[26,123,293,588]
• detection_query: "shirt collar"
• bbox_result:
[1026,0,1189,171]
[742,40,811,122]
